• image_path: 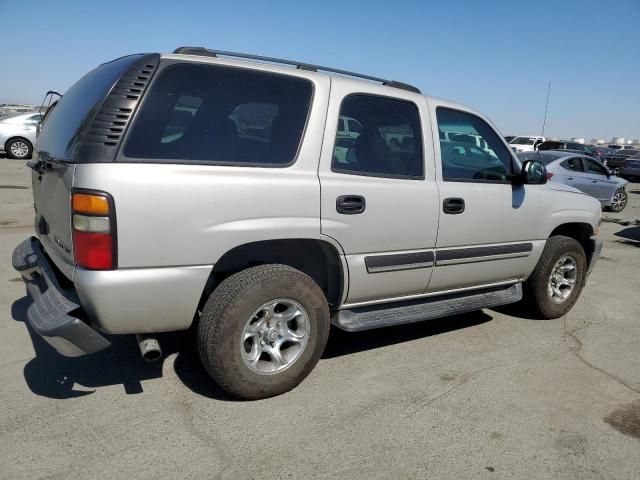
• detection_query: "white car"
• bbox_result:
[0,112,42,159]
[509,135,545,153]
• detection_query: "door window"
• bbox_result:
[331,94,423,178]
[436,107,513,182]
[562,158,584,172]
[584,158,608,175]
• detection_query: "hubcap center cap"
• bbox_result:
[265,327,279,343]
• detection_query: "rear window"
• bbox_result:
[516,151,561,165]
[37,55,141,161]
[123,63,313,166]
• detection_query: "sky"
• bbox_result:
[1,0,638,141]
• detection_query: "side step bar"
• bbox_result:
[332,283,522,332]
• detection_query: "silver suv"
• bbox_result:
[13,48,603,399]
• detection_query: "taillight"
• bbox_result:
[546,172,554,180]
[71,191,116,270]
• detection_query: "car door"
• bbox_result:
[582,157,616,202]
[559,156,587,190]
[428,102,544,292]
[319,83,438,306]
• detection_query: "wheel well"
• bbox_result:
[198,239,344,311]
[5,136,33,151]
[549,223,594,262]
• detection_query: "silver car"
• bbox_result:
[12,48,603,399]
[0,112,42,159]
[518,150,628,212]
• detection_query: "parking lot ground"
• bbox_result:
[1,158,639,479]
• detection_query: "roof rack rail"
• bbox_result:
[172,47,421,94]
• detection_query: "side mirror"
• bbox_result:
[516,160,548,185]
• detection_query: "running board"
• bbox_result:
[332,283,522,332]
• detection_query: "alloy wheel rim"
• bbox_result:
[240,298,310,375]
[10,141,29,158]
[547,255,578,304]
[612,191,627,211]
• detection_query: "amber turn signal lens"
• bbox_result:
[72,193,110,215]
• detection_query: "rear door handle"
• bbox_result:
[336,195,366,214]
[591,180,598,183]
[443,197,465,214]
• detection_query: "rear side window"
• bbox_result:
[562,158,584,172]
[436,107,513,182]
[37,55,140,161]
[331,94,423,178]
[124,63,313,166]
[585,158,607,174]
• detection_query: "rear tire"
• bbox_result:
[5,138,33,159]
[197,264,330,399]
[522,236,587,319]
[607,189,627,213]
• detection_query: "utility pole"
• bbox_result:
[541,82,551,137]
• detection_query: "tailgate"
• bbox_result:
[32,162,76,279]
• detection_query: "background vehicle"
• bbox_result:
[13,48,603,400]
[602,148,640,169]
[536,140,599,158]
[518,150,628,212]
[504,135,516,143]
[0,112,42,159]
[620,156,640,180]
[509,135,545,152]
[593,146,616,159]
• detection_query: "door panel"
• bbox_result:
[582,157,614,201]
[319,83,438,305]
[429,103,542,292]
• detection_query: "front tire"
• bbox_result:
[523,236,587,319]
[5,138,33,159]
[608,189,627,213]
[197,264,330,399]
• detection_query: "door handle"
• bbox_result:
[567,177,574,180]
[443,197,465,214]
[336,195,366,214]
[591,180,598,183]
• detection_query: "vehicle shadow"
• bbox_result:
[12,295,165,399]
[614,226,640,247]
[13,293,493,401]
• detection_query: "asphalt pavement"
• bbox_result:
[1,158,639,479]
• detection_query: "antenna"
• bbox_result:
[541,82,551,137]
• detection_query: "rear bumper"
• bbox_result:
[12,237,111,357]
[587,235,603,276]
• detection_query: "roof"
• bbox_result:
[169,46,421,94]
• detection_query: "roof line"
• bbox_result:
[172,47,421,94]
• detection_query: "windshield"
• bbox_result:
[510,137,535,145]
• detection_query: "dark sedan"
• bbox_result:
[603,149,640,169]
[536,140,599,158]
[620,156,640,180]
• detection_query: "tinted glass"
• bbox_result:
[125,63,313,165]
[348,119,364,134]
[37,55,141,161]
[562,158,584,172]
[332,94,423,178]
[585,159,607,175]
[437,108,512,182]
[517,151,562,165]
[538,141,562,150]
[511,137,535,145]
